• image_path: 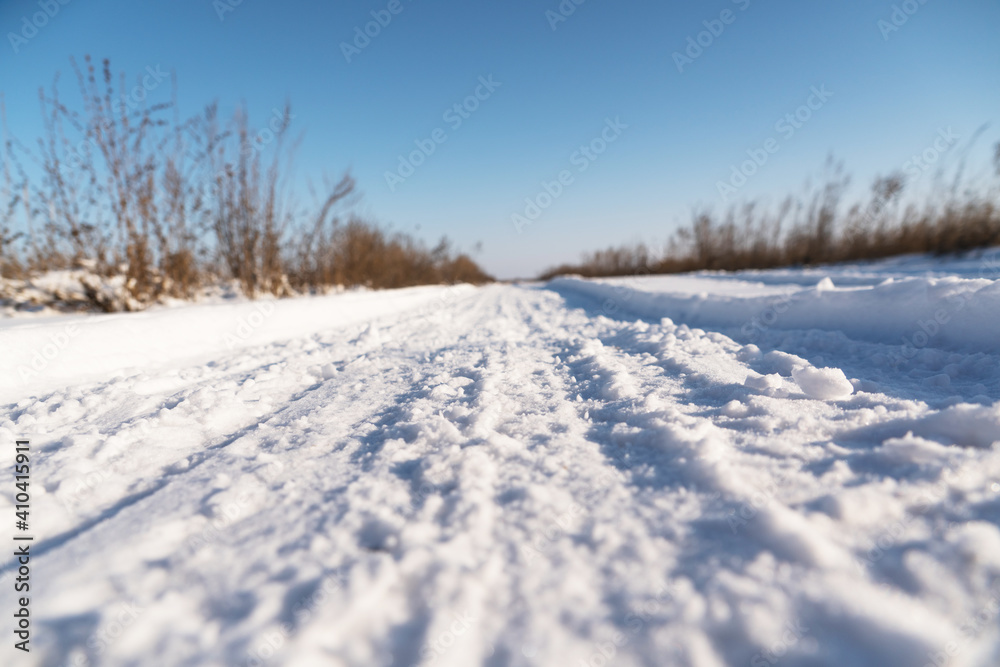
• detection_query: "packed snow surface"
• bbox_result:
[2,253,1000,666]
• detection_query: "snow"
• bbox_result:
[550,270,1000,354]
[0,284,475,402]
[791,366,855,401]
[2,253,1000,666]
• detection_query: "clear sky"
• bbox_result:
[1,0,998,278]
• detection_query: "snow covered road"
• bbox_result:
[3,274,1000,666]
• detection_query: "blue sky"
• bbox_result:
[1,0,998,278]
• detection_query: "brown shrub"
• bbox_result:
[541,151,1000,280]
[0,57,493,307]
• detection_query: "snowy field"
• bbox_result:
[3,253,1000,667]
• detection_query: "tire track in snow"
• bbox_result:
[27,287,520,665]
[546,295,985,667]
[3,291,483,564]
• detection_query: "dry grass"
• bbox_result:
[540,153,1000,280]
[0,57,493,310]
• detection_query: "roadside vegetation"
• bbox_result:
[540,150,1000,280]
[0,57,492,313]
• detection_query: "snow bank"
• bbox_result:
[0,284,474,401]
[0,269,130,316]
[550,273,1000,354]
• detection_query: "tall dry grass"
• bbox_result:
[0,57,493,311]
[540,152,1000,280]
